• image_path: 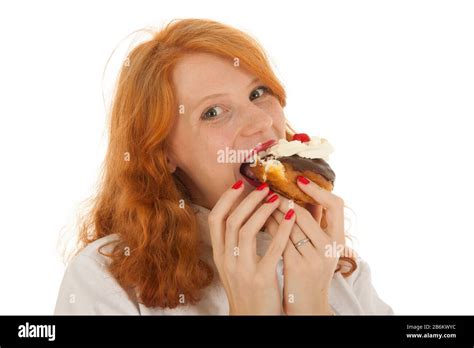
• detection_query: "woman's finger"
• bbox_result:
[208,179,246,257]
[265,215,302,260]
[295,176,345,242]
[260,208,296,267]
[224,183,273,258]
[271,209,316,259]
[275,195,329,249]
[238,192,281,263]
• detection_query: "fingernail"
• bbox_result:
[232,180,243,189]
[297,176,310,185]
[256,182,268,191]
[267,190,274,196]
[285,208,295,220]
[265,193,279,203]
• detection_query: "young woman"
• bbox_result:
[54,18,393,315]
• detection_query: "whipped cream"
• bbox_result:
[262,136,334,161]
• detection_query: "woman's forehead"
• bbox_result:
[172,53,256,103]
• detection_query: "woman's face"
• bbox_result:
[168,53,286,209]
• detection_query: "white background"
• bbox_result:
[0,0,473,314]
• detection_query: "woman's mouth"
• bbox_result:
[243,139,277,162]
[239,162,261,187]
[239,138,278,188]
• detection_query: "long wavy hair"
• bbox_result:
[75,18,357,309]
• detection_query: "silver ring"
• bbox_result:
[294,238,311,249]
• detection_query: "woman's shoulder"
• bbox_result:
[54,233,141,315]
[61,233,121,282]
[75,233,120,265]
[330,254,394,315]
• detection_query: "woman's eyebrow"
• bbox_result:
[197,93,227,107]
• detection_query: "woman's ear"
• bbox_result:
[166,154,177,173]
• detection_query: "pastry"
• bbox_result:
[240,133,336,228]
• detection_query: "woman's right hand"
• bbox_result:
[208,180,295,315]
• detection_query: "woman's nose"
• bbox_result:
[239,104,273,137]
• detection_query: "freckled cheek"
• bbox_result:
[198,157,234,192]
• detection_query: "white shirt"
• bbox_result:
[54,203,394,315]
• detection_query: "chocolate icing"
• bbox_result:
[268,155,336,184]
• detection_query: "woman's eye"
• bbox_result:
[249,86,270,101]
[201,106,224,120]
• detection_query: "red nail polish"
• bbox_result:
[285,209,295,220]
[297,176,310,185]
[265,193,279,203]
[232,180,243,189]
[256,182,268,191]
[267,190,274,196]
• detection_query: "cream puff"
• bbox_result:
[240,133,336,228]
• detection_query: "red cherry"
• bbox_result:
[292,133,311,142]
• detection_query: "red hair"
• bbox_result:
[76,18,356,309]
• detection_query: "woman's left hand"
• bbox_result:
[264,176,346,315]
